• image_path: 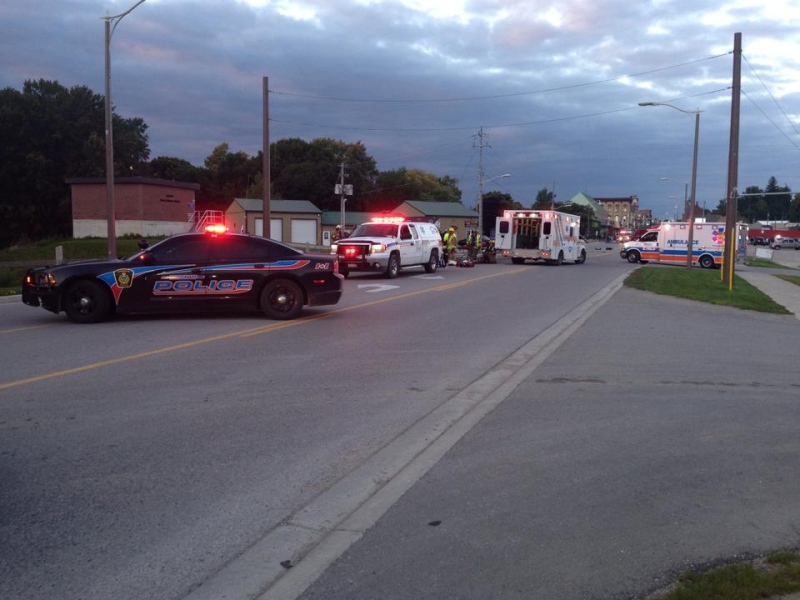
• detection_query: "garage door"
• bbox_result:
[254,218,283,242]
[291,219,317,245]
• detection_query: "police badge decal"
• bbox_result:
[114,269,134,288]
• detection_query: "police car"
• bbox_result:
[22,225,343,323]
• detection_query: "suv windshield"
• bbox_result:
[350,223,399,238]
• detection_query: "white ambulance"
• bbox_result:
[619,221,746,269]
[495,210,587,265]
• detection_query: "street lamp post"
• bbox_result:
[478,173,510,235]
[639,102,701,269]
[103,0,146,258]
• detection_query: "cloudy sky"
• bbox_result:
[2,0,799,221]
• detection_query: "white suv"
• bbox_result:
[332,218,444,278]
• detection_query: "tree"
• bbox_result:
[532,187,556,209]
[269,138,379,211]
[0,79,150,247]
[482,191,521,235]
[765,176,792,222]
[788,193,800,222]
[146,156,201,183]
[371,167,461,211]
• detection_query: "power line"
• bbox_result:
[269,87,731,133]
[741,88,800,151]
[269,53,730,104]
[742,53,800,140]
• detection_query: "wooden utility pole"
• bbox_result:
[722,33,742,289]
[262,76,271,238]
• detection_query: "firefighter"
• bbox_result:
[445,226,458,265]
[467,230,481,261]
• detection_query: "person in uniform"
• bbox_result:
[445,226,458,265]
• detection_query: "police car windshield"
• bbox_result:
[351,223,398,237]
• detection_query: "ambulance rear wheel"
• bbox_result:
[626,251,641,263]
[261,279,304,320]
[699,255,715,269]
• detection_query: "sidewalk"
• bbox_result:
[737,247,800,319]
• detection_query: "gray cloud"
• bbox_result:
[2,0,798,220]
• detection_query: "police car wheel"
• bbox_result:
[63,279,112,324]
[260,279,304,320]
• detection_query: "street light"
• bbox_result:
[478,173,510,235]
[639,102,701,269]
[103,0,146,258]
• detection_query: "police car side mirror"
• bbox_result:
[137,251,156,266]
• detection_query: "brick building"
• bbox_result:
[67,177,200,238]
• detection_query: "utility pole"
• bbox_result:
[474,127,489,235]
[335,163,352,231]
[723,32,742,289]
[262,76,270,238]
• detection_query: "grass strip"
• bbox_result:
[624,266,790,314]
[654,551,800,600]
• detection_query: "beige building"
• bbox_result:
[225,198,322,245]
[595,196,640,230]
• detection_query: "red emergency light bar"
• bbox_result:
[204,224,228,235]
[371,217,405,223]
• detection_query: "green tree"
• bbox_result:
[269,138,379,211]
[765,176,792,222]
[371,167,461,211]
[788,193,800,222]
[482,191,521,235]
[0,79,149,247]
[532,187,556,209]
[146,156,201,183]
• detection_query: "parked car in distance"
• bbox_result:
[770,236,800,250]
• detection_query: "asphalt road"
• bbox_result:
[1,246,630,600]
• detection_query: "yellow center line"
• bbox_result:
[0,323,55,334]
[1,268,526,390]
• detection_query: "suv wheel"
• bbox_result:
[424,251,438,273]
[385,253,400,279]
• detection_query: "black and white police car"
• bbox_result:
[22,225,343,323]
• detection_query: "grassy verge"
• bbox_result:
[744,256,784,268]
[776,274,800,288]
[0,237,150,296]
[624,266,790,314]
[648,550,800,600]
